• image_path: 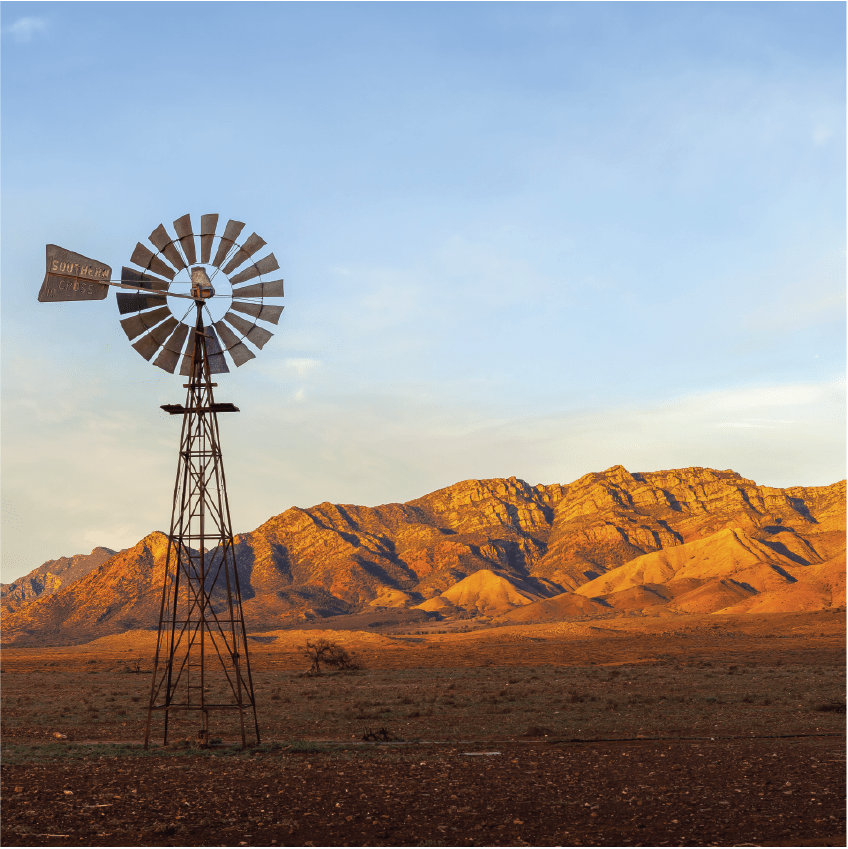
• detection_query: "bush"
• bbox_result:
[302,639,361,675]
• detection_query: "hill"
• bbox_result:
[1,547,116,613]
[2,466,844,645]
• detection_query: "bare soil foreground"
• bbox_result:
[2,611,845,846]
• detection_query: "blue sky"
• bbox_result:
[2,2,845,582]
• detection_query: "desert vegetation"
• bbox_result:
[302,638,361,676]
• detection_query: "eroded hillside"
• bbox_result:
[2,467,844,645]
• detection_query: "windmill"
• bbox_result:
[38,214,286,748]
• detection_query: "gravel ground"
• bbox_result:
[1,736,844,847]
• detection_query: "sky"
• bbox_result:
[1,2,845,583]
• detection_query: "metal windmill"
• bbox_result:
[38,214,285,748]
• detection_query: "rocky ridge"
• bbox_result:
[1,466,844,645]
[1,547,116,613]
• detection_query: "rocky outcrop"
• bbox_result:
[1,547,116,612]
[2,468,844,644]
[535,466,842,589]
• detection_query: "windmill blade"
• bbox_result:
[231,300,284,325]
[229,253,280,285]
[120,314,148,341]
[200,214,218,263]
[204,324,230,374]
[231,279,285,299]
[222,232,267,276]
[223,311,274,350]
[149,224,187,272]
[152,345,181,374]
[132,317,179,361]
[130,242,176,281]
[121,266,169,291]
[214,320,256,368]
[173,214,197,265]
[179,328,197,376]
[162,320,190,354]
[140,306,173,329]
[152,322,191,373]
[211,219,245,268]
[116,292,167,314]
[119,305,170,336]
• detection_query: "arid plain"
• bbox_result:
[2,467,845,846]
[2,611,845,846]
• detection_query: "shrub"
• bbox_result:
[302,639,361,675]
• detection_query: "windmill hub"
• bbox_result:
[190,266,215,300]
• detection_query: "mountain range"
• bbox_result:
[2,466,844,646]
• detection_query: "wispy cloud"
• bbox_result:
[285,358,321,375]
[4,17,48,43]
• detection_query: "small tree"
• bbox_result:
[303,638,360,675]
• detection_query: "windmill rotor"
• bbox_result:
[116,213,285,375]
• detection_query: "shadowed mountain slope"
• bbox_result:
[2,468,844,645]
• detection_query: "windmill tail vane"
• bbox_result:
[37,213,287,748]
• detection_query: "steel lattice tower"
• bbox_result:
[144,301,260,748]
[38,213,285,749]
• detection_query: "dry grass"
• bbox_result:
[1,610,844,746]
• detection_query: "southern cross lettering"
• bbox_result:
[49,259,110,279]
[38,245,111,302]
[43,276,105,298]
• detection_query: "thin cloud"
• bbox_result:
[285,358,321,375]
[4,17,48,43]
